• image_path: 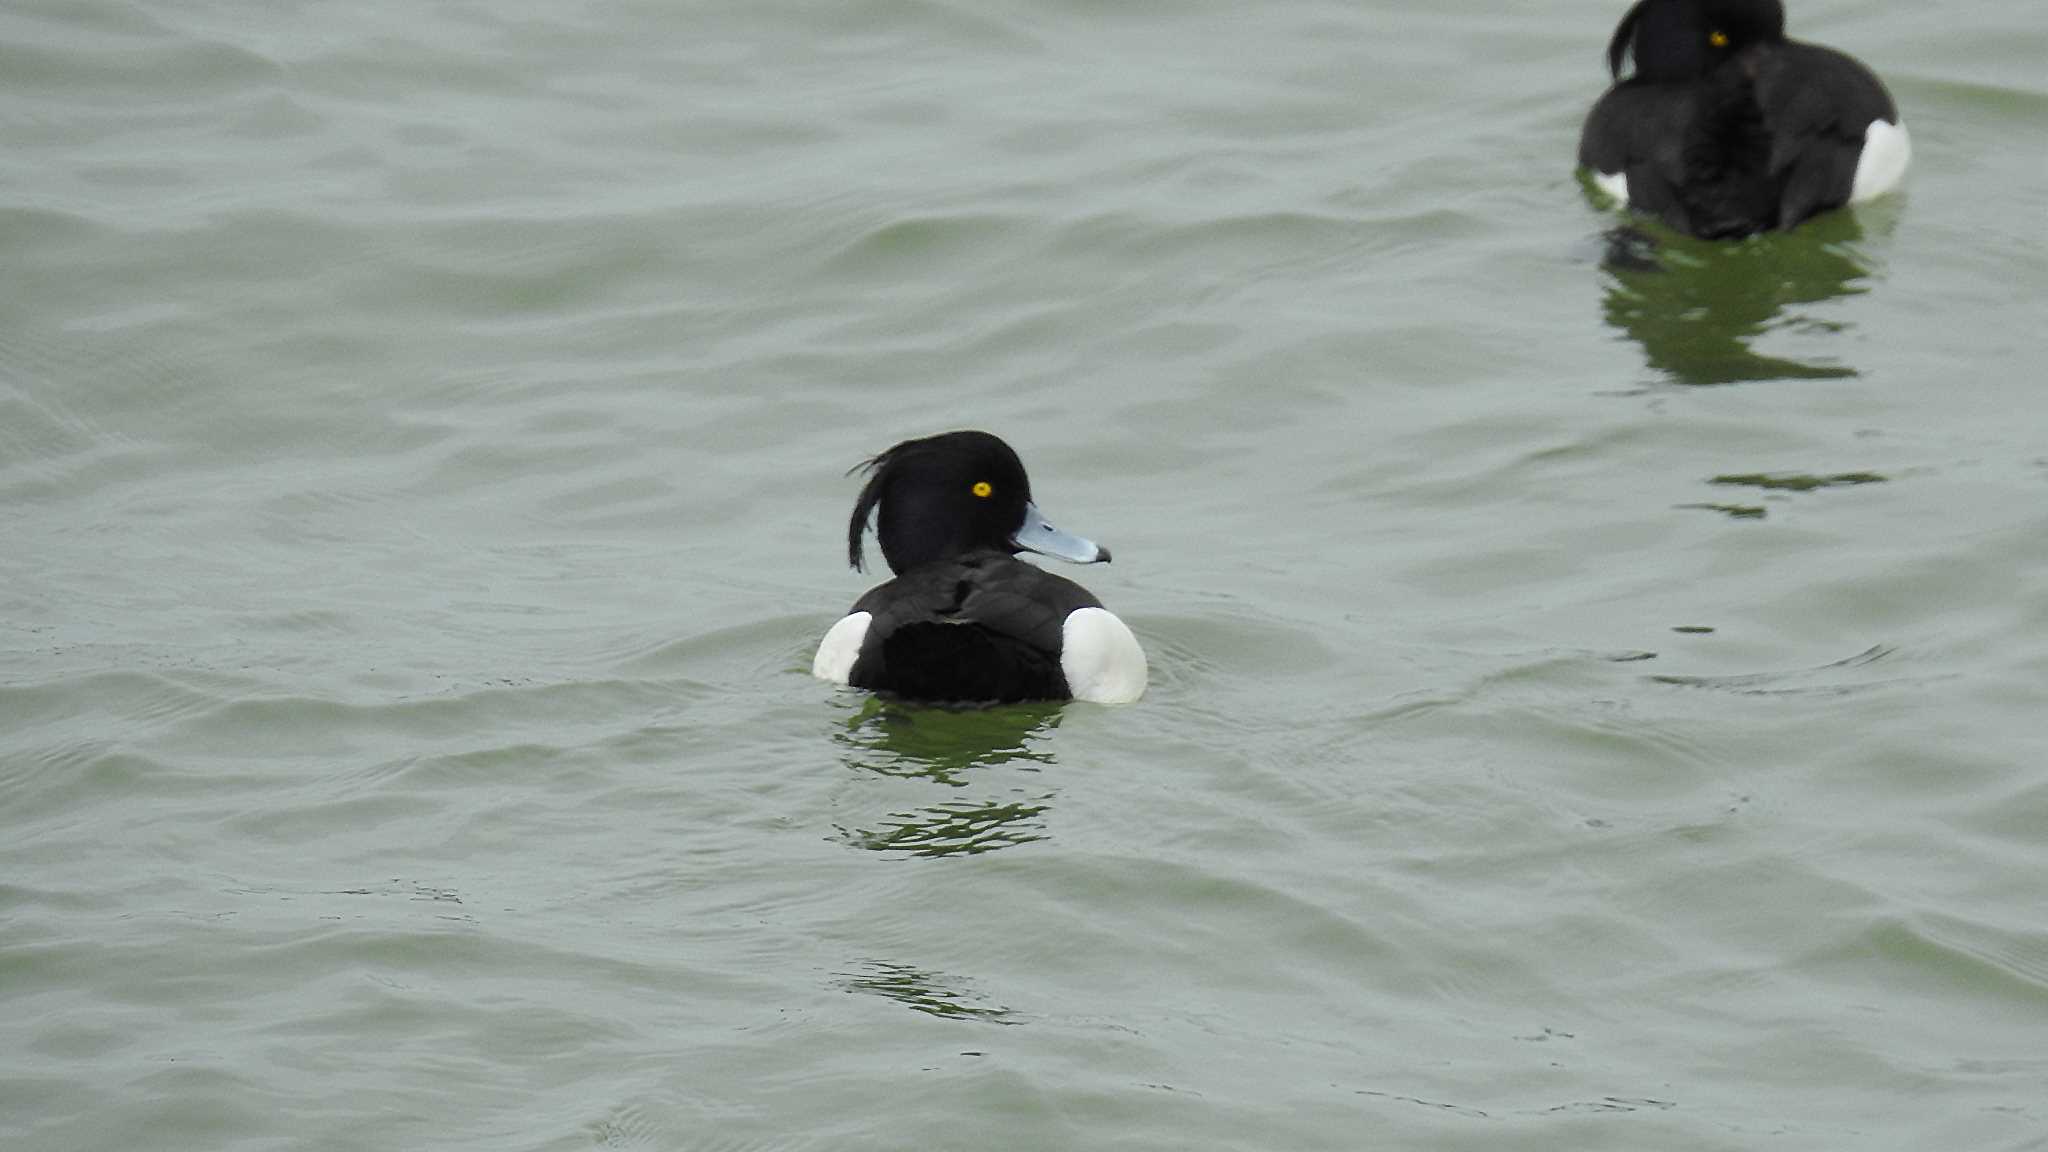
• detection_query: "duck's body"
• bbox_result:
[815,549,1145,704]
[813,432,1146,706]
[1578,0,1909,238]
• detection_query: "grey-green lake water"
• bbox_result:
[5,1,2047,1148]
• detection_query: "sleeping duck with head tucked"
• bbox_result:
[812,430,1147,705]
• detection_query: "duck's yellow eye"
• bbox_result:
[1709,30,1729,47]
[971,481,993,498]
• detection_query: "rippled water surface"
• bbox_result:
[5,1,2048,1148]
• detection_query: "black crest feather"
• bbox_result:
[1607,0,1649,78]
[846,451,892,572]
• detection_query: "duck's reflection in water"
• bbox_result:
[1598,211,1875,386]
[836,959,1021,1024]
[830,697,1063,858]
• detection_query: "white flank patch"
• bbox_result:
[812,611,871,684]
[1592,168,1630,206]
[1851,118,1911,204]
[1061,607,1148,705]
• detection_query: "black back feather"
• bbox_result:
[844,550,1103,703]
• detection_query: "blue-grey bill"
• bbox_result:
[1012,502,1109,564]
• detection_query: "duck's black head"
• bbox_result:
[847,430,1110,575]
[1606,0,1786,82]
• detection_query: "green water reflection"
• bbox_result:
[837,960,1020,1025]
[1710,471,1888,492]
[1598,208,1875,385]
[831,699,1063,857]
[1678,471,1889,520]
